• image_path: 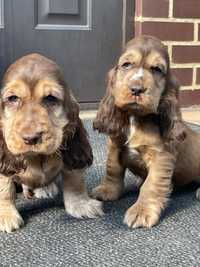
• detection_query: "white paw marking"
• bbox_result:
[0,206,24,233]
[34,182,59,199]
[64,193,104,219]
[196,188,200,200]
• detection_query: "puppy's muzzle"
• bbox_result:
[130,85,146,96]
[22,131,43,145]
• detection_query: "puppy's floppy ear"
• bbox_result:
[60,92,93,170]
[0,101,25,175]
[93,67,129,139]
[0,131,25,176]
[158,72,186,141]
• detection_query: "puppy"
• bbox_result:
[92,35,197,228]
[0,53,103,233]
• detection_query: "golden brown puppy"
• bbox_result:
[0,53,103,233]
[92,35,198,229]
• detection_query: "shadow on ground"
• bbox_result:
[0,121,200,267]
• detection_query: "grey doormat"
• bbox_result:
[0,121,200,267]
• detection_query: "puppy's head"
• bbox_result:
[1,54,75,156]
[110,35,169,115]
[94,35,178,137]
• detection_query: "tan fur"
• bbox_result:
[93,35,190,228]
[2,78,66,155]
[63,169,103,218]
[92,138,125,201]
[15,154,62,189]
[0,175,24,232]
[0,53,102,232]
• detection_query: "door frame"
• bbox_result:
[0,0,134,110]
[80,0,134,110]
[0,0,4,29]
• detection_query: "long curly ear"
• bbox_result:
[0,100,25,175]
[0,130,25,176]
[0,99,26,176]
[158,73,186,141]
[60,92,93,170]
[93,67,129,138]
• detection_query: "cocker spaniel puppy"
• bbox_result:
[0,53,103,233]
[92,35,196,228]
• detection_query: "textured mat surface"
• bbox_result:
[0,121,200,267]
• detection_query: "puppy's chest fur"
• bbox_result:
[126,116,163,160]
[126,117,138,157]
[18,154,62,189]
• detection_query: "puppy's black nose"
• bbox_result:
[131,87,145,96]
[22,132,43,145]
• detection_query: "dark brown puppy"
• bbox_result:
[92,35,196,228]
[0,53,103,233]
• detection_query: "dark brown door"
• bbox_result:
[0,0,134,106]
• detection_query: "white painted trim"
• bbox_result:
[80,110,97,119]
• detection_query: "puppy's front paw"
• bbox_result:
[196,187,200,200]
[92,183,123,201]
[65,196,104,219]
[34,182,59,199]
[124,202,160,228]
[0,205,24,233]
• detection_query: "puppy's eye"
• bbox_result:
[6,95,19,103]
[121,62,133,70]
[151,66,164,75]
[43,95,59,105]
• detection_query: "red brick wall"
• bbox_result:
[135,0,200,107]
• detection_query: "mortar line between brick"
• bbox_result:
[171,66,193,69]
[169,0,173,18]
[168,44,172,62]
[171,63,200,68]
[135,17,200,23]
[181,85,199,90]
[163,41,200,46]
[194,22,199,42]
[193,67,197,87]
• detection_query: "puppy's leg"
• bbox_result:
[0,175,24,233]
[33,182,59,199]
[194,178,200,200]
[92,138,125,201]
[62,169,104,218]
[124,151,175,228]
